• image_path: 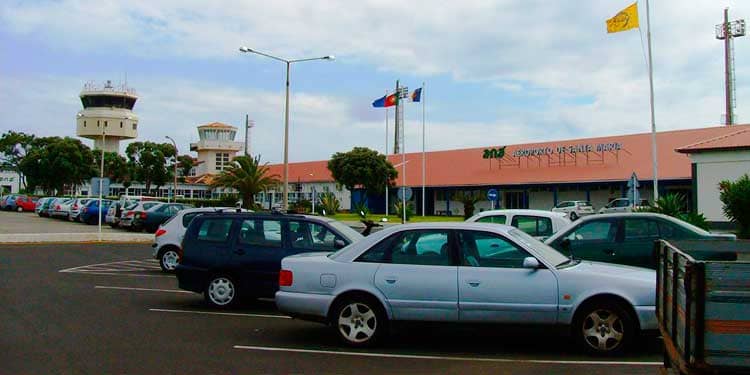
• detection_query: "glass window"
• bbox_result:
[238,219,283,248]
[458,230,530,268]
[388,230,451,266]
[624,219,659,240]
[196,219,233,242]
[288,221,346,251]
[511,215,553,237]
[565,220,617,242]
[657,220,700,240]
[182,212,199,227]
[476,215,506,224]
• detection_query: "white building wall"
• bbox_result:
[0,171,21,193]
[528,191,554,210]
[690,150,750,222]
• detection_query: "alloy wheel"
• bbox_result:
[338,302,377,344]
[581,308,625,352]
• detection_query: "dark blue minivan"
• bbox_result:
[176,212,363,308]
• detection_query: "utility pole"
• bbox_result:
[716,8,746,125]
[244,114,254,156]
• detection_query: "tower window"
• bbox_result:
[104,121,108,127]
[97,120,100,127]
[133,123,137,130]
[120,121,123,128]
[84,121,87,127]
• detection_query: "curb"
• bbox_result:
[0,232,154,244]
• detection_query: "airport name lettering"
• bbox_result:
[512,142,622,157]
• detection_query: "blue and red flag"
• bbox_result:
[410,87,422,102]
[372,93,397,108]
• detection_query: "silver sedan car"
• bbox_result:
[276,222,656,355]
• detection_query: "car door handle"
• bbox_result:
[384,277,398,284]
[602,249,615,256]
[467,280,481,287]
[234,249,245,255]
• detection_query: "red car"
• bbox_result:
[15,196,37,212]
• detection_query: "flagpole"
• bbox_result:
[385,90,389,217]
[398,80,407,224]
[645,0,659,202]
[421,82,426,217]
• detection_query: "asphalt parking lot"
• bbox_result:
[0,243,664,374]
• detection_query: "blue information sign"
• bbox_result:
[487,189,498,201]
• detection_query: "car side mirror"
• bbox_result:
[522,257,541,269]
[334,239,346,249]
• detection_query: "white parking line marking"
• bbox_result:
[65,271,173,278]
[95,286,191,293]
[232,346,661,366]
[59,259,161,274]
[150,308,291,319]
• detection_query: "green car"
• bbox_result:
[132,203,193,233]
[544,213,736,269]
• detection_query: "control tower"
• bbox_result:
[76,80,139,153]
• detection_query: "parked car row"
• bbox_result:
[551,198,652,220]
[162,208,737,356]
[1,194,39,212]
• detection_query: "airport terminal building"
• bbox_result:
[267,124,750,222]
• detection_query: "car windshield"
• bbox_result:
[667,216,712,235]
[508,228,569,267]
[125,203,138,210]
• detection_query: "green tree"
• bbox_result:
[319,192,340,215]
[719,174,750,238]
[210,155,279,209]
[0,131,36,189]
[454,190,484,220]
[93,152,130,183]
[177,155,195,182]
[638,193,710,230]
[327,147,397,203]
[19,137,95,194]
[125,141,176,194]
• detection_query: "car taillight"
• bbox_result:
[83,207,88,213]
[126,211,134,217]
[56,205,60,210]
[279,270,293,287]
[155,229,166,237]
[73,204,78,210]
[140,212,147,219]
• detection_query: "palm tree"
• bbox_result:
[211,155,279,209]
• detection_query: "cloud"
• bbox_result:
[1,0,748,164]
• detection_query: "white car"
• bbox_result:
[598,198,651,214]
[276,222,657,355]
[152,206,250,272]
[551,201,595,221]
[69,198,91,222]
[465,209,570,240]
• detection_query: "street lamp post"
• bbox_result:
[165,136,178,204]
[239,46,334,212]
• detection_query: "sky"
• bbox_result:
[1,0,749,164]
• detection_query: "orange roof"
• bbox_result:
[268,124,750,188]
[197,122,237,130]
[676,127,750,153]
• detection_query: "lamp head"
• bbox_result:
[324,55,335,61]
[239,46,252,53]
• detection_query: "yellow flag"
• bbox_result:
[606,3,639,33]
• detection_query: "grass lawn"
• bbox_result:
[331,213,464,223]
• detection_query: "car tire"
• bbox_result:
[205,274,239,308]
[158,247,180,272]
[569,212,578,221]
[331,295,387,347]
[573,299,635,356]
